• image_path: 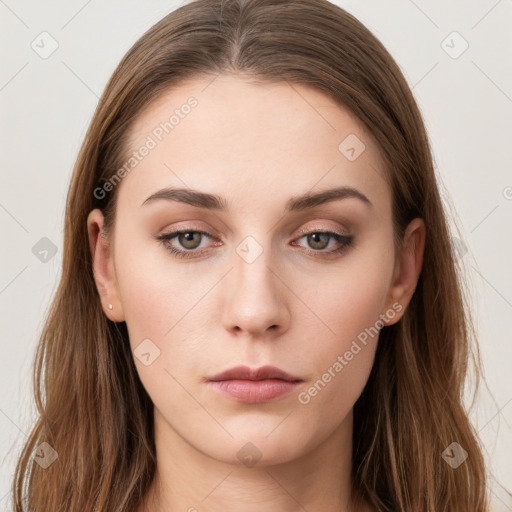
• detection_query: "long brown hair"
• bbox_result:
[12,0,491,510]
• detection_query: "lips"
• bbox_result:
[206,365,304,403]
[207,365,302,383]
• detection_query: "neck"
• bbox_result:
[139,408,367,512]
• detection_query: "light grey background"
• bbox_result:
[1,0,511,510]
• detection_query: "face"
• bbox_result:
[89,73,422,467]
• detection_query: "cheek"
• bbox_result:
[113,233,192,346]
[113,240,210,409]
[305,244,393,346]
[293,244,394,409]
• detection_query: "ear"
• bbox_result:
[87,209,125,322]
[382,217,426,326]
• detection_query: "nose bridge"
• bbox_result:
[221,234,289,335]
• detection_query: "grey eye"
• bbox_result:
[305,233,330,250]
[177,231,203,249]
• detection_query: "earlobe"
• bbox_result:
[86,209,125,322]
[383,218,426,326]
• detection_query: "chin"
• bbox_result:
[207,432,308,468]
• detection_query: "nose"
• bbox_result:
[221,243,291,338]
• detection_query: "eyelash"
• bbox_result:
[156,227,354,260]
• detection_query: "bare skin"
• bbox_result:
[87,73,425,512]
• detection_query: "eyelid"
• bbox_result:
[294,223,351,238]
[157,226,219,245]
[157,222,350,242]
[156,222,354,260]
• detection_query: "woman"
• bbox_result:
[11,0,491,510]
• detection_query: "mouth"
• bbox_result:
[206,365,304,404]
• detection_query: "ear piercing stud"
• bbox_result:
[108,304,113,310]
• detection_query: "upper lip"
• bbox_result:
[207,365,302,382]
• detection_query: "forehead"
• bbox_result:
[117,73,389,215]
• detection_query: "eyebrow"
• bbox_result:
[141,185,372,212]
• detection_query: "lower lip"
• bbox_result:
[208,379,302,403]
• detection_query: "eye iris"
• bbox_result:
[179,232,202,249]
[308,233,329,250]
